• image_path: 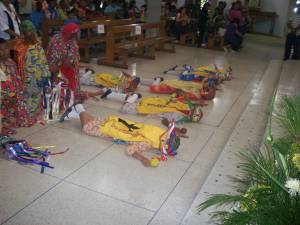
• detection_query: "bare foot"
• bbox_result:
[141,158,151,167]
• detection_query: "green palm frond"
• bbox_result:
[237,149,288,192]
[196,194,243,213]
[275,95,300,140]
[196,94,300,225]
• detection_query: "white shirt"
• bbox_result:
[0,2,20,40]
[290,13,300,36]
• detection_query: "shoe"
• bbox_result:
[59,103,80,123]
[59,105,74,123]
[126,93,142,103]
[100,89,112,99]
[224,47,229,52]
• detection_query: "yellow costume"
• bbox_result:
[194,65,226,77]
[161,79,204,98]
[100,116,166,149]
[94,72,139,93]
[94,73,120,89]
[136,97,190,115]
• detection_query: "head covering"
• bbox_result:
[61,22,79,38]
[20,20,36,33]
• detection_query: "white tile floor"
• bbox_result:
[0,35,284,225]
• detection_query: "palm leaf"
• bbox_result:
[196,194,243,213]
[275,95,300,140]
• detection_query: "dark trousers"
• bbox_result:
[225,36,242,51]
[197,23,206,47]
[284,33,300,60]
[173,24,189,40]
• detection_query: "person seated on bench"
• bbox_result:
[174,7,191,40]
[60,104,186,167]
[212,1,227,34]
[223,18,243,52]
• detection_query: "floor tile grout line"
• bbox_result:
[178,61,281,225]
[64,180,156,213]
[146,131,215,225]
[0,179,63,225]
[147,64,269,224]
[61,143,115,180]
[215,64,268,128]
[17,125,50,139]
[0,142,115,225]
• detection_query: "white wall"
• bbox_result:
[255,0,290,36]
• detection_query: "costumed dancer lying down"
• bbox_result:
[80,71,215,103]
[60,104,186,167]
[96,88,203,123]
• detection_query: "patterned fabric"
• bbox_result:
[47,32,80,91]
[0,59,34,134]
[14,40,51,122]
[82,117,153,154]
[82,117,105,137]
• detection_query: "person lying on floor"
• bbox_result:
[59,104,186,167]
[95,88,203,123]
[80,70,140,94]
[81,71,214,102]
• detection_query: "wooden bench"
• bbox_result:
[141,21,176,53]
[206,34,224,51]
[98,23,158,69]
[179,32,197,46]
[77,18,135,62]
[41,19,65,49]
[41,18,136,62]
[99,21,175,69]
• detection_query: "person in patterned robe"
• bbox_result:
[13,20,51,123]
[0,39,34,135]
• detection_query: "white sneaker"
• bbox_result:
[224,47,229,52]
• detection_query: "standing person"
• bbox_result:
[46,22,81,107]
[284,5,300,60]
[18,0,33,20]
[0,39,34,135]
[14,20,51,123]
[197,2,210,48]
[30,0,44,33]
[229,1,242,26]
[0,0,20,40]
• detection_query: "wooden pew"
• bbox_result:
[41,18,136,62]
[77,18,135,62]
[141,21,176,53]
[41,19,65,49]
[179,32,196,46]
[206,34,224,51]
[99,23,158,69]
[99,21,175,69]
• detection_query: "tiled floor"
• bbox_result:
[0,35,284,225]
